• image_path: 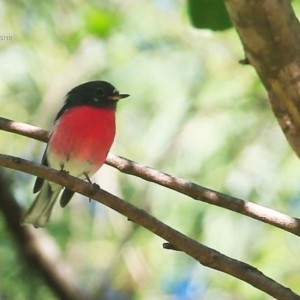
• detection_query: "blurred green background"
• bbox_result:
[1,1,300,299]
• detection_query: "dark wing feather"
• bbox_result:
[33,97,70,194]
[33,148,49,193]
[60,188,75,207]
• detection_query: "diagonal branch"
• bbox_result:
[1,116,300,236]
[0,153,299,299]
[106,153,300,236]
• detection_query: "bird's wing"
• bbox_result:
[33,147,49,193]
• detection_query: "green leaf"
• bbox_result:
[84,8,121,38]
[187,0,232,31]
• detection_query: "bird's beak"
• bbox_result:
[108,93,130,101]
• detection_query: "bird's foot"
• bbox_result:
[59,169,69,176]
[83,172,101,202]
[89,183,101,202]
[92,182,100,190]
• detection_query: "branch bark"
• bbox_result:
[0,153,299,299]
[224,0,300,157]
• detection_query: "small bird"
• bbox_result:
[22,81,129,227]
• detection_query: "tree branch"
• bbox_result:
[107,152,300,236]
[1,116,300,236]
[0,153,299,299]
[224,0,300,158]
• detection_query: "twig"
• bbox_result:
[107,153,300,236]
[1,116,300,236]
[0,153,299,299]
[0,116,49,142]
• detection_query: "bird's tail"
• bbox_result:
[21,182,62,228]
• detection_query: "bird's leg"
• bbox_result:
[83,172,100,202]
[83,172,92,183]
[58,168,70,190]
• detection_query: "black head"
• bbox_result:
[55,81,129,120]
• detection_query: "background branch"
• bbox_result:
[0,153,299,299]
[1,117,300,236]
[0,172,87,300]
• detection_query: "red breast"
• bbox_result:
[47,105,116,173]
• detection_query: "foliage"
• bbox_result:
[1,1,300,299]
[187,0,232,30]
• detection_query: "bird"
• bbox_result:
[22,80,129,228]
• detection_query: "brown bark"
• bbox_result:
[224,0,300,157]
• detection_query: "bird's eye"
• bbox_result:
[96,88,104,97]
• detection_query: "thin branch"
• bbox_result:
[107,153,300,236]
[0,116,49,142]
[0,153,299,299]
[1,116,300,236]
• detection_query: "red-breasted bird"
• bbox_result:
[22,81,129,228]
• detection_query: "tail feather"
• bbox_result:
[60,188,75,208]
[22,182,62,228]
